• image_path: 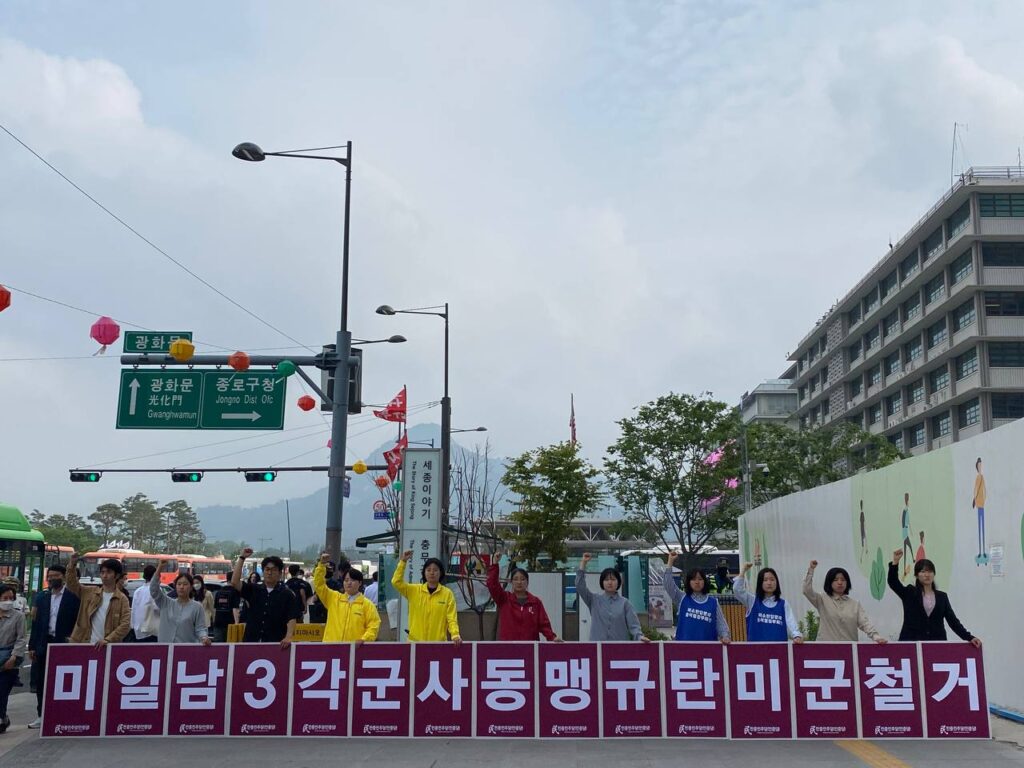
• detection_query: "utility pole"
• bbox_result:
[286,499,293,560]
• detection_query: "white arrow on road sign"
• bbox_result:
[372,500,386,513]
[128,379,141,416]
[221,412,262,422]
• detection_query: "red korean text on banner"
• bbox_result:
[663,642,727,738]
[727,642,793,739]
[43,644,107,737]
[167,645,229,736]
[537,642,599,738]
[105,643,170,736]
[792,642,858,739]
[413,642,473,737]
[352,642,412,737]
[476,642,536,738]
[921,643,990,739]
[229,644,292,736]
[373,386,407,422]
[857,642,924,739]
[601,642,663,737]
[384,433,409,480]
[291,643,352,737]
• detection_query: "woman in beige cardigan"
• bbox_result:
[803,561,887,642]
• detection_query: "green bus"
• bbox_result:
[0,503,45,603]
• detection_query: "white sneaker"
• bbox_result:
[28,717,41,729]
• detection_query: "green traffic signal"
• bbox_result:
[245,471,277,482]
[171,472,203,483]
[70,471,101,482]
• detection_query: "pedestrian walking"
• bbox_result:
[664,561,730,642]
[733,563,803,642]
[575,553,648,642]
[485,552,559,642]
[285,564,314,623]
[230,549,301,647]
[889,550,981,645]
[211,574,241,643]
[803,560,886,642]
[312,553,380,643]
[27,565,79,729]
[149,565,210,645]
[391,550,461,643]
[0,585,27,733]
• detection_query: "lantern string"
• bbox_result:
[0,122,316,354]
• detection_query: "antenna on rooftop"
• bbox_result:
[950,122,969,186]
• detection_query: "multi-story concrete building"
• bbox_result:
[789,167,1024,456]
[740,378,799,427]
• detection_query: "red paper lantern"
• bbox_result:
[297,395,316,411]
[374,475,389,489]
[229,351,251,371]
[0,285,11,313]
[90,316,120,352]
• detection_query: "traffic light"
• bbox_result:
[171,472,203,483]
[70,471,102,482]
[245,471,277,482]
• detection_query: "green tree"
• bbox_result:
[29,511,101,552]
[120,493,162,550]
[89,503,123,544]
[745,421,903,506]
[605,392,741,569]
[160,499,206,554]
[502,441,604,571]
[204,539,249,558]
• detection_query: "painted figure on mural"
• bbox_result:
[753,537,763,568]
[973,457,988,566]
[901,492,914,577]
[916,530,926,563]
[859,499,867,562]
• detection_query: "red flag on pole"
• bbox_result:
[570,394,577,445]
[384,433,409,480]
[373,386,407,422]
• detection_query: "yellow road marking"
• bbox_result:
[835,740,913,768]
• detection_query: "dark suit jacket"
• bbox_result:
[887,563,972,641]
[29,588,81,654]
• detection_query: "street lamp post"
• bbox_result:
[233,141,353,562]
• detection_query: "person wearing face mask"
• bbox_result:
[149,565,211,645]
[0,585,27,733]
[392,550,461,644]
[312,553,380,643]
[485,550,559,642]
[192,576,215,627]
[575,553,648,642]
[804,560,886,643]
[27,565,80,728]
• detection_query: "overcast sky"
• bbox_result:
[3,1,1024,522]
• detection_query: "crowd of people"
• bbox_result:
[0,544,981,734]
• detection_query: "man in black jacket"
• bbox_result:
[27,565,80,728]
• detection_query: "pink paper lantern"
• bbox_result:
[90,316,120,353]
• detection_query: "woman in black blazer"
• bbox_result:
[888,549,981,646]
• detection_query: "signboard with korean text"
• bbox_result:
[123,331,192,354]
[229,644,291,736]
[396,448,443,640]
[476,642,536,738]
[537,642,599,738]
[413,642,473,737]
[662,642,728,738]
[921,643,990,739]
[727,642,793,739]
[167,645,229,736]
[291,643,352,737]
[792,642,858,739]
[351,642,412,737]
[856,642,924,739]
[105,644,169,736]
[601,642,663,738]
[42,644,107,737]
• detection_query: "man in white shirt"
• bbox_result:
[130,565,160,642]
[363,572,379,604]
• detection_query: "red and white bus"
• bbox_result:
[80,549,179,584]
[177,555,232,579]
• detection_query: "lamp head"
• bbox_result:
[232,142,266,162]
[387,335,407,344]
[375,305,397,316]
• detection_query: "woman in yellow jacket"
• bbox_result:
[312,554,380,643]
[391,550,461,644]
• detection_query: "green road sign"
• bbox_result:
[116,369,286,430]
[122,331,193,354]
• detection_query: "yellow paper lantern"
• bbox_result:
[352,459,368,475]
[169,338,195,363]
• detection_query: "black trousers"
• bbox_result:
[0,668,17,720]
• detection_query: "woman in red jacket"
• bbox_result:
[486,552,560,642]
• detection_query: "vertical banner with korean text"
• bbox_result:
[728,642,793,739]
[856,642,924,739]
[43,644,107,737]
[601,642,663,737]
[476,642,536,737]
[921,644,990,739]
[663,642,728,738]
[413,642,473,737]
[397,448,443,641]
[792,642,858,739]
[352,642,412,737]
[167,645,229,737]
[105,643,170,736]
[229,644,291,736]
[537,642,599,738]
[291,643,352,737]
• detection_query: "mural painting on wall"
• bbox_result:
[851,450,955,602]
[741,524,768,570]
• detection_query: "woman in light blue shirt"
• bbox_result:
[149,564,210,645]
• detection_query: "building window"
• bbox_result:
[925,274,945,305]
[904,337,923,362]
[908,379,925,404]
[923,227,943,260]
[982,242,1024,267]
[883,312,899,338]
[952,299,976,332]
[799,385,807,401]
[927,319,947,348]
[864,289,879,315]
[909,422,926,448]
[985,291,1024,317]
[868,365,882,386]
[947,201,971,238]
[822,398,830,415]
[849,343,861,363]
[988,342,1024,367]
[850,378,862,398]
[958,398,980,428]
[929,367,950,393]
[950,249,973,283]
[885,352,901,377]
[992,392,1024,419]
[888,432,905,452]
[979,193,1024,217]
[900,251,920,281]
[881,271,898,299]
[848,303,862,325]
[868,403,882,424]
[865,327,880,350]
[931,411,951,437]
[955,348,978,380]
[903,294,921,322]
[886,392,902,416]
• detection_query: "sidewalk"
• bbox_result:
[0,690,38,760]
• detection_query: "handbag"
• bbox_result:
[141,601,160,636]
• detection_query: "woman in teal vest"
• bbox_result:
[664,562,730,642]
[733,563,803,642]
